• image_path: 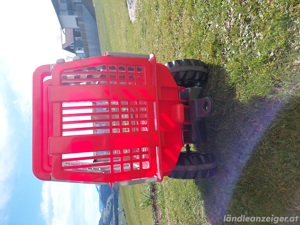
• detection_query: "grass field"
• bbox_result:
[120,184,154,225]
[94,0,300,224]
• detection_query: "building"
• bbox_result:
[51,0,101,58]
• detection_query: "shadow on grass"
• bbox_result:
[195,64,300,225]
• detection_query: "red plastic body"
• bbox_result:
[32,54,184,186]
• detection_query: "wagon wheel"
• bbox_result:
[168,152,217,179]
[166,59,209,87]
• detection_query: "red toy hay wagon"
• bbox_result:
[32,52,216,187]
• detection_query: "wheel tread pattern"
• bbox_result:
[169,153,217,179]
[166,59,209,87]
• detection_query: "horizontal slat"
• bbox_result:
[62,126,105,132]
[48,85,155,102]
[62,154,144,162]
[62,112,110,117]
[49,132,159,154]
[61,78,107,83]
[64,162,112,170]
[63,158,144,169]
[62,119,109,125]
[62,155,110,162]
[62,104,109,110]
[63,71,107,75]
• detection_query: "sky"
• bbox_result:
[0,0,100,224]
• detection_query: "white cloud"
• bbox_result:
[0,0,73,121]
[0,98,16,224]
[40,182,52,225]
[0,0,76,224]
[40,182,100,225]
[0,0,66,217]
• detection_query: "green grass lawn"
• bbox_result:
[120,184,154,225]
[94,0,300,224]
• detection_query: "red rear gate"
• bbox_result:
[33,54,183,186]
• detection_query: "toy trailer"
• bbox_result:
[32,52,216,187]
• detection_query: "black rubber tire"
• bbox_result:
[169,153,217,179]
[166,59,209,87]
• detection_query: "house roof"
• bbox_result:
[62,28,74,49]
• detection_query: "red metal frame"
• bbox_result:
[32,54,184,186]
